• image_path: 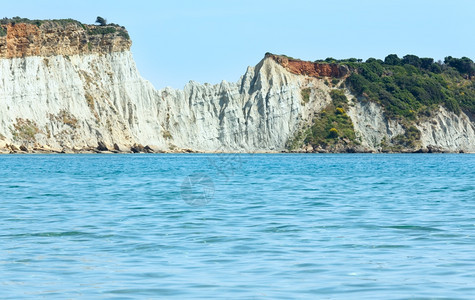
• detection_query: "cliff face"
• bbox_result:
[0,21,131,58]
[0,21,474,153]
[346,100,475,152]
[267,54,349,78]
[0,50,324,152]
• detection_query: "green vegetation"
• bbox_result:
[95,16,107,26]
[275,53,474,122]
[265,52,296,60]
[87,26,116,35]
[333,54,474,150]
[301,88,311,104]
[117,29,130,40]
[392,126,421,148]
[378,125,422,152]
[286,53,475,151]
[303,90,357,147]
[286,90,358,150]
[11,118,39,142]
[285,129,307,150]
[49,110,79,129]
[337,54,475,118]
[0,16,130,39]
[87,24,130,40]
[0,16,82,27]
[314,57,363,64]
[57,110,79,128]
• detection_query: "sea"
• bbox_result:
[1,154,474,299]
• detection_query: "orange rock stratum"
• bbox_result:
[266,53,349,78]
[0,21,131,58]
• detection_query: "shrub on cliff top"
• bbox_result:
[95,16,107,26]
[344,55,475,117]
[0,17,83,28]
[88,26,116,35]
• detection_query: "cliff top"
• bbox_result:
[265,53,349,78]
[0,17,131,58]
[266,52,475,118]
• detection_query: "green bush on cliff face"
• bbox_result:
[117,29,130,40]
[10,118,39,142]
[300,89,358,148]
[0,25,6,37]
[328,128,339,138]
[391,125,421,148]
[301,88,311,103]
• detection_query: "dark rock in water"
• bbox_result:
[19,145,28,152]
[61,147,75,154]
[414,148,429,153]
[144,145,154,153]
[131,143,145,153]
[427,145,444,153]
[361,147,374,153]
[97,141,108,151]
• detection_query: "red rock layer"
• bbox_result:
[267,54,349,78]
[0,22,131,58]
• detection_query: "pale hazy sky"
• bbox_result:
[2,0,475,89]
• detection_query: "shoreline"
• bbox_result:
[0,148,471,155]
[0,142,470,155]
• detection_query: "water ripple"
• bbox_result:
[0,154,474,299]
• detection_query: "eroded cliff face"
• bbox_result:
[0,21,130,58]
[0,50,328,153]
[0,22,474,153]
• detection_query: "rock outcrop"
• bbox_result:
[266,53,349,78]
[0,20,130,58]
[0,20,474,153]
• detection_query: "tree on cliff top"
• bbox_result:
[95,16,107,26]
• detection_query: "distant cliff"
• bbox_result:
[0,18,474,153]
[0,19,130,58]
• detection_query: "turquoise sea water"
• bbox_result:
[1,154,474,299]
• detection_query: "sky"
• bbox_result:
[2,0,475,89]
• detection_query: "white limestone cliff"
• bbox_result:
[0,51,322,152]
[0,22,474,153]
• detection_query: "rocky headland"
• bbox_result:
[0,18,474,153]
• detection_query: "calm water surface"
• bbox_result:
[0,154,474,299]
